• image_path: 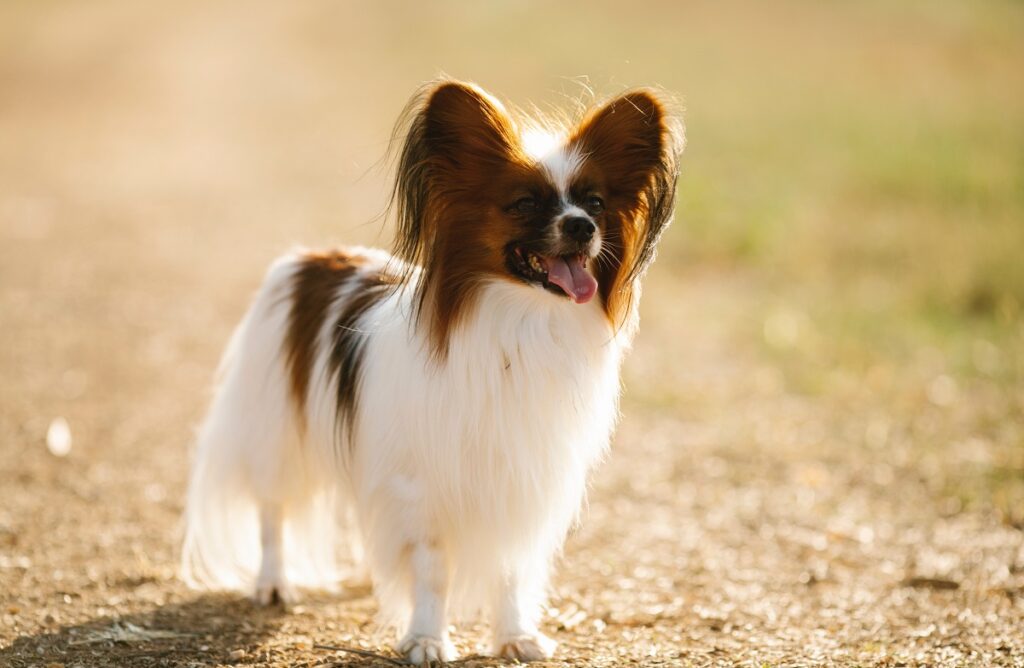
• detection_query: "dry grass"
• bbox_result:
[1,1,1022,666]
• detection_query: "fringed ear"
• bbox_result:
[571,90,684,287]
[389,80,520,290]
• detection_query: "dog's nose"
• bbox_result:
[563,216,595,243]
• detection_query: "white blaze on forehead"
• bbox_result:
[521,127,561,162]
[520,127,583,197]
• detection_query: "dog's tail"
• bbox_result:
[180,256,347,593]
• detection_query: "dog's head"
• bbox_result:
[392,80,684,352]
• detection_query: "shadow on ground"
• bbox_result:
[0,588,402,667]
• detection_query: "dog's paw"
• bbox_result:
[252,576,298,608]
[495,633,555,662]
[397,633,457,665]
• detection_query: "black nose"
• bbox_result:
[563,216,595,242]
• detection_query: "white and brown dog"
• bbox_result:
[181,80,683,664]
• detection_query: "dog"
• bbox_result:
[181,79,683,663]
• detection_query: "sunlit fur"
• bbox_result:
[181,80,683,663]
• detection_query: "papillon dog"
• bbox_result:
[181,80,683,664]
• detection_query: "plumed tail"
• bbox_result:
[180,256,355,593]
[180,452,346,592]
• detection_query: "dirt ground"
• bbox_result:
[2,2,1023,667]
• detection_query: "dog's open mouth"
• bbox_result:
[510,247,598,304]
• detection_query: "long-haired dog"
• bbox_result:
[182,80,683,663]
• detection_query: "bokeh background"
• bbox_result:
[1,1,1022,666]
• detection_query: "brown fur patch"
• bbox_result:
[285,250,365,427]
[392,81,542,355]
[328,268,400,439]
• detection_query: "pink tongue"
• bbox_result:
[543,255,598,304]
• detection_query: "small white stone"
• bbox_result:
[46,417,72,457]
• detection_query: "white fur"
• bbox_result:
[181,247,631,659]
[523,127,585,197]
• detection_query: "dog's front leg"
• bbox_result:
[397,539,456,664]
[492,568,555,661]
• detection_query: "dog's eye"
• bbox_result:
[509,197,538,215]
[585,195,605,215]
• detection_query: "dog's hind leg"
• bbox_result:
[253,503,298,607]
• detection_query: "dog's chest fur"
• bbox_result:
[352,279,625,536]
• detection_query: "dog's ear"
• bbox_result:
[419,81,520,174]
[573,91,669,203]
[390,80,519,275]
[571,90,683,283]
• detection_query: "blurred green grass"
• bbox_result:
[659,0,1024,396]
